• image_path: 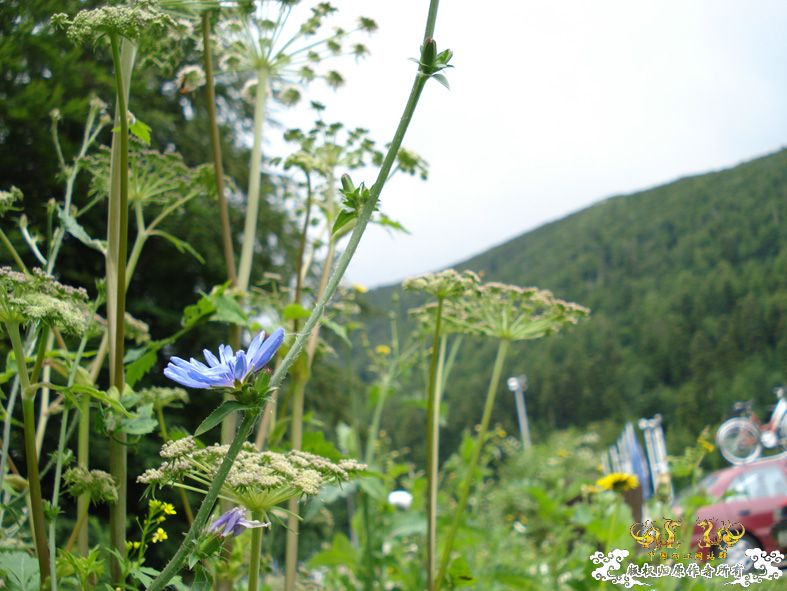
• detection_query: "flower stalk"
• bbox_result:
[434,338,510,591]
[247,510,264,591]
[6,321,50,583]
[425,297,444,589]
[106,34,135,576]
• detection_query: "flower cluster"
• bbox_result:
[0,186,22,217]
[52,0,175,46]
[164,328,285,390]
[138,437,366,516]
[442,281,590,341]
[403,269,480,300]
[0,267,93,334]
[63,466,118,505]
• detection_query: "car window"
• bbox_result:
[726,466,787,501]
[760,467,787,497]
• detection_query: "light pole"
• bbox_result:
[507,375,531,450]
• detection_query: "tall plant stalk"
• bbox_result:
[5,321,50,583]
[425,298,444,590]
[236,67,269,293]
[434,339,509,591]
[247,511,265,591]
[202,11,236,285]
[148,6,440,585]
[106,35,136,578]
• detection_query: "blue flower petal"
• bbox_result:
[204,349,220,367]
[250,328,285,372]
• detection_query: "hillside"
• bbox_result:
[359,149,787,454]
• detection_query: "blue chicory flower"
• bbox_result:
[164,328,285,390]
[208,506,269,538]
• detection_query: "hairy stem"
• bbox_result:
[434,339,509,590]
[6,322,50,583]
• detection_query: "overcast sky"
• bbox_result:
[278,1,787,288]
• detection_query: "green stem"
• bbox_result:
[434,339,509,591]
[236,66,269,292]
[107,35,134,581]
[247,511,264,591]
[284,371,307,591]
[0,228,28,274]
[6,321,50,584]
[202,11,237,285]
[425,298,444,590]
[365,373,392,466]
[149,6,437,584]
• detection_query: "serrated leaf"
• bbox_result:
[149,230,205,263]
[121,403,158,435]
[332,209,356,236]
[211,294,247,326]
[283,303,310,321]
[195,401,251,436]
[376,213,410,234]
[125,350,157,388]
[129,118,152,145]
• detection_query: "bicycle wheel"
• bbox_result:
[716,418,762,465]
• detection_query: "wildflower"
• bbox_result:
[51,0,175,46]
[164,328,285,390]
[151,527,168,543]
[375,344,391,356]
[138,444,366,516]
[0,267,92,335]
[403,269,480,300]
[351,283,368,294]
[161,503,176,516]
[208,507,269,538]
[125,541,141,550]
[63,466,118,505]
[595,472,639,492]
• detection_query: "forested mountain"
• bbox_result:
[360,149,787,455]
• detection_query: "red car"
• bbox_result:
[691,454,787,566]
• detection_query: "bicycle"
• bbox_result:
[715,386,787,465]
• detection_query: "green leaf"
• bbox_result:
[357,474,387,501]
[182,293,217,328]
[121,403,158,435]
[0,551,39,590]
[447,555,476,585]
[432,73,450,89]
[210,294,248,326]
[125,349,157,388]
[57,384,130,417]
[129,117,152,145]
[283,303,311,321]
[195,401,251,436]
[332,209,356,236]
[375,213,410,234]
[149,229,205,263]
[58,206,107,254]
[321,317,350,346]
[301,430,342,461]
[307,533,359,570]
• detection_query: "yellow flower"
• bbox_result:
[151,527,168,543]
[557,449,569,458]
[149,499,161,510]
[351,283,368,294]
[595,472,639,492]
[375,344,391,356]
[161,502,176,515]
[125,540,141,550]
